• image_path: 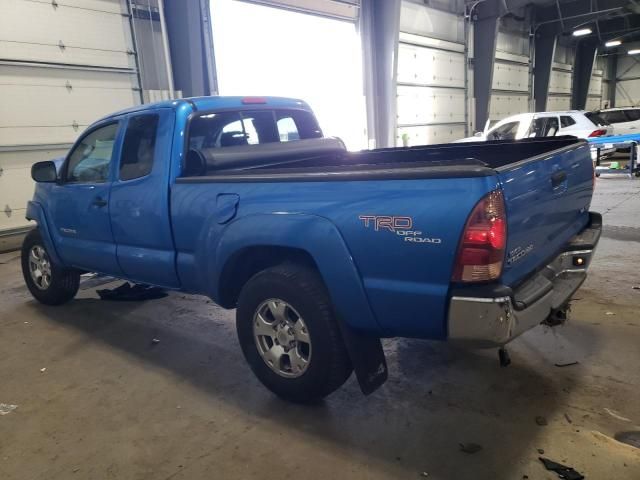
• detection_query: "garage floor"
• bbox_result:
[1,178,639,480]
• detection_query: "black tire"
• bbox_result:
[21,229,80,306]
[236,262,353,403]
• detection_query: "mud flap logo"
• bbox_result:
[358,215,442,245]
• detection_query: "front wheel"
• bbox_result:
[21,229,80,305]
[236,262,353,403]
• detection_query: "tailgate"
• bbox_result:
[497,141,594,287]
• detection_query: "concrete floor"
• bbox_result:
[1,178,640,480]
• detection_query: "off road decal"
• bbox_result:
[358,215,442,244]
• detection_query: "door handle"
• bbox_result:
[92,197,108,207]
[551,171,567,188]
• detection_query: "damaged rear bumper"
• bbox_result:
[447,212,602,347]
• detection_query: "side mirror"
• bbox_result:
[31,161,58,183]
[473,132,483,137]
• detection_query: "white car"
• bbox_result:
[456,110,615,159]
[594,107,640,135]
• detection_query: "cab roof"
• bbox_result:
[96,96,313,123]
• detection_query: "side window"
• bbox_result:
[66,123,118,183]
[528,118,547,137]
[560,116,576,128]
[545,117,559,136]
[489,121,519,141]
[601,111,628,124]
[120,114,159,181]
[625,109,640,121]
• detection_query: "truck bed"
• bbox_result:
[182,136,584,181]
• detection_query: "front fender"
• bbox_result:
[213,213,382,334]
[26,201,63,266]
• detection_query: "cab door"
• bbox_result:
[109,108,179,288]
[47,121,124,275]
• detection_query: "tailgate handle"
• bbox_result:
[551,171,567,187]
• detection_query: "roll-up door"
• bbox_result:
[547,44,573,112]
[239,0,359,20]
[396,3,467,146]
[0,0,141,234]
[490,25,530,123]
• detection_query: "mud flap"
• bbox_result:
[338,321,388,395]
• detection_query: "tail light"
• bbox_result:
[452,190,507,283]
[588,129,607,137]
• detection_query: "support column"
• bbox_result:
[572,38,598,110]
[360,0,401,149]
[533,23,557,112]
[164,0,217,97]
[607,54,618,107]
[473,2,499,131]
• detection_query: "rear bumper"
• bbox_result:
[447,212,602,347]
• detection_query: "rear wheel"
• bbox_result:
[236,262,353,403]
[21,229,80,305]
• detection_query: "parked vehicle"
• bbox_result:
[593,107,640,135]
[456,110,616,159]
[23,96,601,402]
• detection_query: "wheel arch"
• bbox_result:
[25,201,62,265]
[212,213,382,334]
[217,245,318,308]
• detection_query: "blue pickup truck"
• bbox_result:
[23,96,601,402]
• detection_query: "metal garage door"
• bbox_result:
[0,0,141,234]
[547,44,573,111]
[396,3,467,146]
[586,68,604,111]
[490,25,530,123]
[240,0,359,20]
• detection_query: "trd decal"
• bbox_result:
[358,215,412,232]
[358,215,442,245]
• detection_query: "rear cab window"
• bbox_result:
[189,109,321,150]
[185,108,323,176]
